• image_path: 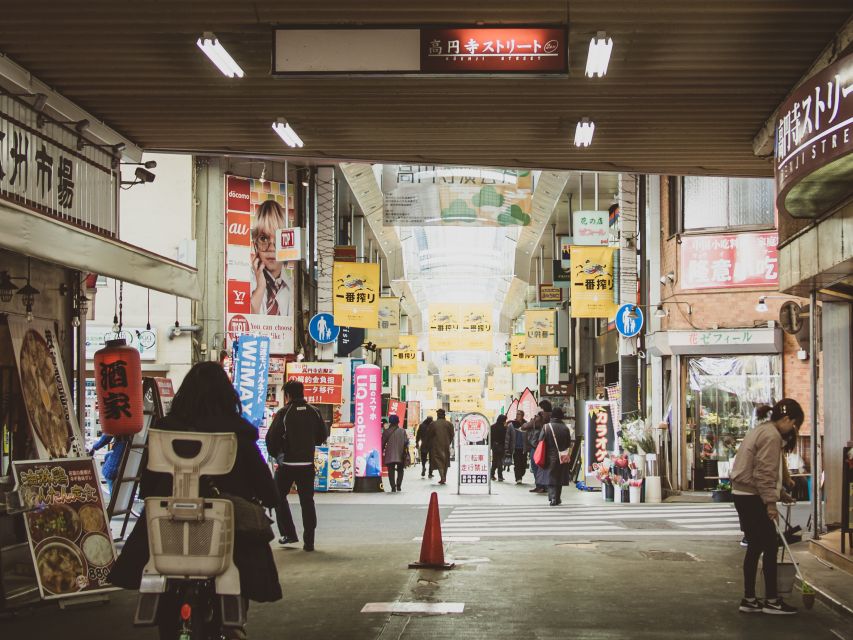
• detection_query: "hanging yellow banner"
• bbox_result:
[492,366,513,393]
[570,246,618,318]
[333,262,380,328]
[368,297,400,348]
[441,365,482,395]
[391,335,419,374]
[408,374,435,392]
[510,334,537,374]
[524,309,558,355]
[428,303,493,351]
[449,395,485,414]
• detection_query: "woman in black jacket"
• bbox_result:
[540,407,573,506]
[109,362,282,630]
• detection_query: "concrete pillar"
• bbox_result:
[821,301,852,525]
[619,174,639,416]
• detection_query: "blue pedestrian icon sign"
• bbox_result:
[615,304,643,338]
[309,313,340,345]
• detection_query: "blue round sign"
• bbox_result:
[615,304,643,338]
[309,313,340,345]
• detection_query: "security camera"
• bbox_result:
[637,349,647,359]
[134,167,156,183]
[143,160,158,169]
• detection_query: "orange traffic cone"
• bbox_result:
[409,491,455,569]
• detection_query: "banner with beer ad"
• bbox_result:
[570,246,618,318]
[391,335,419,374]
[492,366,513,393]
[367,296,401,348]
[510,334,537,374]
[328,424,355,491]
[333,262,380,329]
[428,303,493,351]
[233,334,271,428]
[382,165,533,227]
[8,317,86,460]
[285,362,344,404]
[14,458,117,599]
[441,364,483,395]
[449,396,485,414]
[524,309,558,355]
[407,374,434,392]
[225,174,295,354]
[584,401,616,476]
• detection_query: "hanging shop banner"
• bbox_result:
[353,364,382,478]
[584,401,616,475]
[232,335,271,429]
[680,231,779,290]
[14,458,117,599]
[428,303,493,351]
[558,236,572,268]
[570,246,618,318]
[313,445,330,492]
[553,260,572,288]
[275,227,304,262]
[510,334,537,374]
[332,262,380,329]
[225,175,295,354]
[328,424,355,491]
[505,399,519,421]
[517,388,539,422]
[525,309,559,355]
[492,367,513,393]
[572,210,610,246]
[382,165,533,227]
[8,317,85,459]
[408,374,434,392]
[388,399,407,423]
[449,396,485,414]
[441,365,483,395]
[285,362,343,405]
[407,401,421,429]
[336,326,366,357]
[391,335,419,374]
[368,297,401,348]
[85,325,158,362]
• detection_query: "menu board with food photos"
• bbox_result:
[13,458,117,599]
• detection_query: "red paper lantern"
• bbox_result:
[94,338,143,435]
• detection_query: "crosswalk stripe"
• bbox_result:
[442,530,744,538]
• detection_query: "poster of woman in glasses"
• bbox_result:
[225,175,295,354]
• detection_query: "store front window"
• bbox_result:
[685,355,782,490]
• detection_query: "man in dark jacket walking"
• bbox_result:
[490,415,508,481]
[416,417,435,478]
[266,379,328,551]
[504,410,527,484]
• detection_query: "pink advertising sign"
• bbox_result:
[353,364,382,478]
[680,231,778,290]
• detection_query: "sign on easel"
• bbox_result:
[458,413,491,495]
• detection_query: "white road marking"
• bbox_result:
[361,602,465,614]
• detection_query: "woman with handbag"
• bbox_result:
[110,362,282,636]
[539,407,573,506]
[381,415,410,492]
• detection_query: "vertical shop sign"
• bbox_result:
[353,364,382,478]
[328,423,355,491]
[391,335,419,374]
[584,401,616,475]
[680,231,778,290]
[524,309,558,355]
[570,246,618,318]
[458,413,491,495]
[368,297,401,348]
[510,334,537,374]
[332,262,380,328]
[232,335,271,428]
[572,210,610,246]
[388,399,407,423]
[313,446,330,492]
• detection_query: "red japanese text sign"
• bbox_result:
[286,362,343,405]
[680,231,778,290]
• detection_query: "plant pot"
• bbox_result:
[621,489,630,503]
[629,485,642,503]
[712,489,733,503]
[614,486,623,503]
[603,483,614,502]
[802,593,815,610]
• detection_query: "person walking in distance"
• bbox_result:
[266,379,328,551]
[382,415,409,492]
[541,407,572,506]
[430,409,455,485]
[505,410,527,484]
[730,398,804,615]
[490,415,508,482]
[416,416,435,478]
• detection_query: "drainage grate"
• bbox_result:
[640,550,698,562]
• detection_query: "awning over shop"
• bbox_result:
[0,203,201,300]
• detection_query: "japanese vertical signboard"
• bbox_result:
[14,458,117,599]
[391,335,419,374]
[572,210,610,246]
[679,231,779,290]
[510,335,537,374]
[428,303,493,351]
[458,413,491,494]
[285,362,344,405]
[584,401,616,475]
[333,262,380,328]
[8,317,85,459]
[313,446,330,492]
[225,175,295,354]
[367,297,401,348]
[524,309,558,355]
[353,364,382,478]
[570,246,618,318]
[232,335,271,428]
[328,424,355,491]
[387,399,407,423]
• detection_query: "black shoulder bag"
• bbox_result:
[207,478,275,544]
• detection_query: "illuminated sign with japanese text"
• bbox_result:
[680,231,778,290]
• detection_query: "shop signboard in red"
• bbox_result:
[421,27,568,74]
[584,401,616,475]
[680,231,778,290]
[285,362,343,405]
[387,399,407,423]
[13,458,117,599]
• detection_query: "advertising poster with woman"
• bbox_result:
[225,175,295,354]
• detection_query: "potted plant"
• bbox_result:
[712,480,733,503]
[801,582,815,610]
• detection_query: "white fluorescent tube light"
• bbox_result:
[272,119,305,148]
[585,32,613,78]
[196,33,245,78]
[574,118,595,147]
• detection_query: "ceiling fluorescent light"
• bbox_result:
[196,33,244,78]
[272,119,305,148]
[586,32,613,78]
[574,118,595,147]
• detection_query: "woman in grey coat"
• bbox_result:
[382,415,410,492]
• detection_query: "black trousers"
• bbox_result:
[548,482,563,503]
[733,494,778,599]
[491,450,505,479]
[420,448,431,475]
[387,463,404,490]
[274,464,316,545]
[513,450,527,481]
